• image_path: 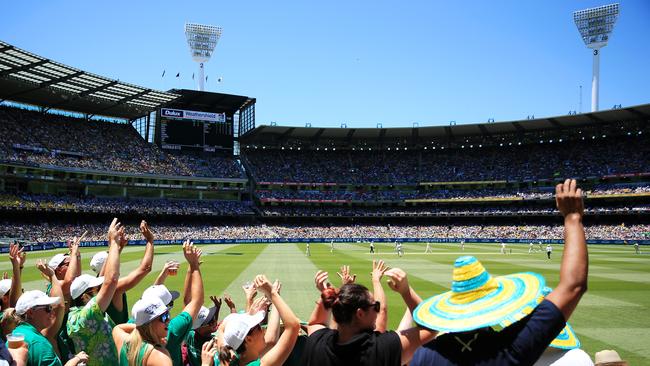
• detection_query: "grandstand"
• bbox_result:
[1,39,649,246]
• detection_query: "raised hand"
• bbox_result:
[371,260,389,282]
[183,239,202,268]
[314,270,330,292]
[248,295,270,315]
[272,279,282,295]
[201,338,217,366]
[556,179,584,219]
[385,268,409,295]
[254,274,273,298]
[9,242,25,269]
[37,259,55,279]
[210,295,222,311]
[163,260,180,276]
[243,280,258,302]
[337,265,356,285]
[107,217,126,248]
[223,293,236,313]
[140,220,155,243]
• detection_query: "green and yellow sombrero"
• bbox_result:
[413,256,545,333]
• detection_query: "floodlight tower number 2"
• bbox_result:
[185,23,222,91]
[573,3,619,112]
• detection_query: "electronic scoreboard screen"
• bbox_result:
[157,108,233,149]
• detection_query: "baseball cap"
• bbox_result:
[192,305,218,329]
[90,251,109,274]
[48,253,69,270]
[0,279,12,297]
[16,290,60,315]
[132,297,168,326]
[70,274,104,300]
[141,285,180,307]
[223,311,265,350]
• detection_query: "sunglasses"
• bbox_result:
[363,301,381,312]
[158,311,171,323]
[34,305,53,313]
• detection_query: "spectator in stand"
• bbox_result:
[112,297,174,366]
[218,275,300,366]
[66,218,128,366]
[301,266,436,365]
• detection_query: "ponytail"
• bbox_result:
[321,283,372,325]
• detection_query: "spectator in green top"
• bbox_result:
[183,296,221,366]
[144,240,204,366]
[93,220,155,325]
[13,290,88,366]
[112,296,173,366]
[66,218,127,366]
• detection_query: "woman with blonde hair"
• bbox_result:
[112,297,172,366]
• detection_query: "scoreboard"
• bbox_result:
[157,108,233,149]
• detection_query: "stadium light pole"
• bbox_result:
[185,23,222,91]
[573,3,619,112]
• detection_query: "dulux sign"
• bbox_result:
[161,108,225,123]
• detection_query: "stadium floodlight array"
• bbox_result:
[573,3,619,112]
[184,23,223,91]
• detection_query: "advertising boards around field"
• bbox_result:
[3,238,648,253]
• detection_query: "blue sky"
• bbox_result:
[2,0,649,127]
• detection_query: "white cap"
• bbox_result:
[48,253,69,270]
[223,311,265,350]
[132,297,168,326]
[70,274,104,300]
[192,305,218,329]
[90,251,108,274]
[0,279,12,297]
[141,285,180,307]
[16,290,60,315]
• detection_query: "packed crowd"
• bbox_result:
[259,204,650,218]
[1,181,624,365]
[0,194,253,216]
[256,184,650,201]
[0,107,243,178]
[1,220,648,243]
[243,133,650,184]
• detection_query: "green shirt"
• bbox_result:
[11,322,62,366]
[46,280,76,362]
[119,340,151,366]
[166,311,192,366]
[67,296,118,366]
[183,330,216,366]
[107,292,129,325]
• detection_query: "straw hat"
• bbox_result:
[594,350,627,366]
[413,256,545,333]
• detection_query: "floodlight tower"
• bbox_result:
[573,3,619,112]
[185,23,222,91]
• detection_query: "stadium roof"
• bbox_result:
[241,102,650,144]
[165,89,255,115]
[0,41,180,119]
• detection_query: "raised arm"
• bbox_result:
[371,260,389,333]
[154,260,179,286]
[256,275,300,366]
[115,220,154,293]
[63,233,86,298]
[36,259,65,340]
[181,240,204,319]
[263,280,282,352]
[307,270,331,335]
[385,268,437,365]
[546,179,588,320]
[96,218,126,312]
[8,242,25,307]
